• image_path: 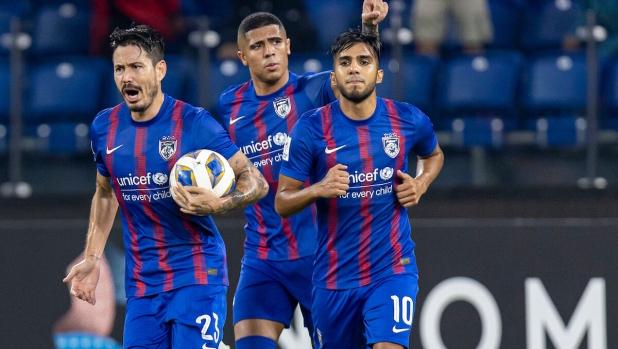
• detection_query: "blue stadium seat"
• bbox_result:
[378,53,439,114]
[288,52,332,74]
[208,59,251,111]
[520,0,581,51]
[31,122,91,154]
[521,52,587,116]
[27,57,107,124]
[31,4,91,57]
[521,52,590,146]
[438,51,522,113]
[436,51,523,146]
[0,59,10,123]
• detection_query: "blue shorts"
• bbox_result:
[312,273,419,349]
[233,256,314,332]
[124,284,227,349]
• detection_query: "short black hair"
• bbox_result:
[238,12,286,39]
[110,25,165,65]
[328,28,381,65]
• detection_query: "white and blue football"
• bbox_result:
[169,149,236,198]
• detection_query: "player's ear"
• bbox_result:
[376,68,384,84]
[286,38,291,55]
[156,60,167,82]
[330,71,337,86]
[237,50,248,66]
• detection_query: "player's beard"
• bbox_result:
[125,81,160,113]
[338,79,376,104]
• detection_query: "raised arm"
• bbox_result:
[275,164,350,218]
[63,172,119,305]
[362,0,389,36]
[174,150,269,215]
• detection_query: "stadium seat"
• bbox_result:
[208,59,252,111]
[521,52,590,146]
[378,53,439,114]
[30,122,91,154]
[436,51,523,146]
[521,52,588,116]
[520,0,581,51]
[26,57,107,124]
[31,4,91,57]
[288,52,332,74]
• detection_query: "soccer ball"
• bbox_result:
[169,149,236,198]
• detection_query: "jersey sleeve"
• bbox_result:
[280,114,315,182]
[192,109,239,160]
[90,114,110,177]
[303,71,336,108]
[410,106,438,157]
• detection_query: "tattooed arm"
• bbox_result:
[173,151,269,216]
[361,0,389,36]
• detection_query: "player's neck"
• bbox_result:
[253,70,290,96]
[130,92,165,122]
[339,94,377,121]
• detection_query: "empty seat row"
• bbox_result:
[0,0,589,59]
[0,50,615,152]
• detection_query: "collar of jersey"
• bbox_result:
[125,93,172,127]
[332,97,384,127]
[250,71,298,101]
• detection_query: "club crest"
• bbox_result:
[273,96,291,118]
[382,133,400,158]
[159,139,177,161]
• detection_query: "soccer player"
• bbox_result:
[275,29,444,349]
[216,2,388,349]
[63,25,268,349]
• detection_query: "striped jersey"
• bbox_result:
[280,98,438,290]
[90,94,239,297]
[217,71,335,261]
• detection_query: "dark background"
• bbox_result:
[1,187,616,349]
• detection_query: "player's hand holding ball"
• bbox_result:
[314,164,350,198]
[170,149,236,215]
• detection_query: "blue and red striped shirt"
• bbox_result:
[280,98,438,290]
[90,94,239,297]
[217,71,335,261]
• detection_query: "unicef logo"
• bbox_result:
[273,132,288,146]
[379,167,394,180]
[153,173,168,185]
